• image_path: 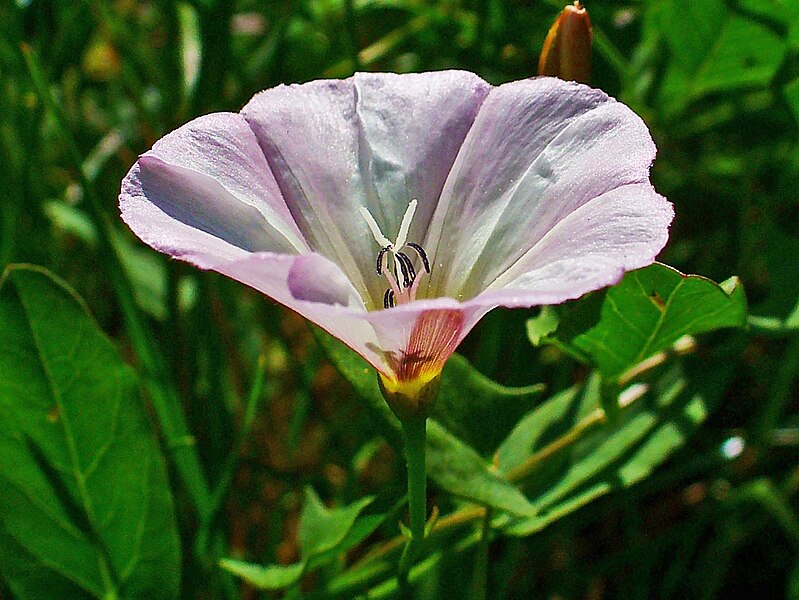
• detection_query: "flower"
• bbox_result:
[120,71,672,410]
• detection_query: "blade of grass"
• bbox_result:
[753,336,799,446]
[195,354,268,555]
[343,0,364,71]
[20,42,211,517]
[191,1,233,115]
[323,13,430,77]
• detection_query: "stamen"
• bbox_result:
[397,252,416,283]
[394,199,417,250]
[360,206,392,248]
[360,199,431,309]
[395,253,412,287]
[406,243,430,273]
[409,265,424,297]
[376,246,390,275]
[385,269,401,299]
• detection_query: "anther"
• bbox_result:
[395,253,412,287]
[360,200,431,309]
[397,252,416,284]
[376,246,390,275]
[406,243,430,273]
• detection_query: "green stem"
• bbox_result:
[195,355,268,559]
[330,382,659,595]
[343,0,364,71]
[191,0,233,115]
[468,508,491,600]
[398,416,427,588]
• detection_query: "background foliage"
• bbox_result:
[1,0,798,598]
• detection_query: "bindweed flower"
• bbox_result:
[120,71,672,416]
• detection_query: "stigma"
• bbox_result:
[359,200,431,309]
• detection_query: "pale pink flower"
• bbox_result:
[120,71,672,398]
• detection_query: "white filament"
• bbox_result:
[394,199,417,250]
[360,199,418,251]
[361,200,425,306]
[359,206,392,248]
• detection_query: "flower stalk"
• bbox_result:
[468,508,492,600]
[397,415,428,588]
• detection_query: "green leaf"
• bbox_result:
[312,326,402,449]
[43,201,99,247]
[218,560,305,591]
[298,487,374,558]
[689,15,786,96]
[527,264,747,381]
[432,357,544,456]
[497,362,721,536]
[657,0,787,103]
[0,265,180,599]
[314,328,538,514]
[426,421,536,517]
[661,0,728,74]
[222,488,383,591]
[496,384,583,476]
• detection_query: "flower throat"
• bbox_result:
[360,200,431,309]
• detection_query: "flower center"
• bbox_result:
[359,200,431,309]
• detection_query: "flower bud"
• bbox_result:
[538,1,593,84]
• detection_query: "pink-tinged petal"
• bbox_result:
[388,310,465,382]
[208,254,481,382]
[468,183,673,307]
[204,251,387,371]
[424,77,664,300]
[201,248,492,381]
[192,245,489,381]
[241,71,490,308]
[286,254,357,306]
[121,161,251,268]
[363,300,491,382]
[120,112,308,262]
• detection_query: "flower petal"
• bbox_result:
[241,71,490,308]
[424,77,662,300]
[120,112,308,263]
[287,254,359,306]
[362,300,490,381]
[468,182,673,307]
[121,161,251,268]
[206,251,390,367]
[189,248,489,381]
[205,253,485,383]
[120,72,674,389]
